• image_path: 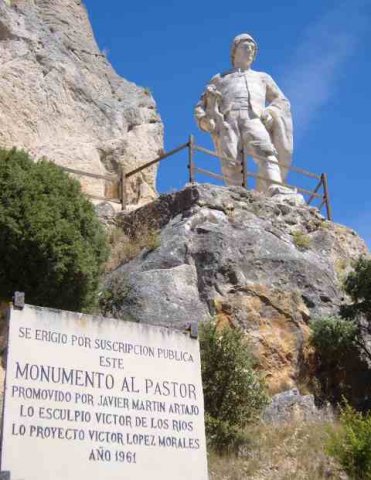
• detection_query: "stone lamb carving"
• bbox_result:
[195,33,293,193]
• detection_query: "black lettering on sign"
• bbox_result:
[89,447,111,462]
[18,327,31,339]
[20,405,34,418]
[99,355,125,370]
[145,379,197,399]
[14,362,115,389]
[12,423,26,436]
[34,329,68,345]
[121,376,139,393]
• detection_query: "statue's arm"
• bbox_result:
[194,75,221,133]
[194,93,211,132]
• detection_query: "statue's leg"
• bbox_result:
[255,165,269,192]
[242,118,282,192]
[258,154,282,189]
[216,113,242,186]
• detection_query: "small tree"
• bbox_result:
[310,316,358,361]
[310,258,371,364]
[342,257,371,320]
[199,321,268,452]
[327,403,371,479]
[310,258,371,405]
[0,148,108,312]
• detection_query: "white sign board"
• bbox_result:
[1,305,208,480]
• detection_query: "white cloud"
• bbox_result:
[282,0,370,138]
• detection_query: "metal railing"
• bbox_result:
[59,135,332,220]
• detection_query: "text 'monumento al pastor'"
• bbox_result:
[1,304,208,480]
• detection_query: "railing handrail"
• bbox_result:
[58,135,332,220]
[126,143,189,178]
[193,144,322,181]
[59,165,117,182]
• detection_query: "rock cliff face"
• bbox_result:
[0,0,163,205]
[108,184,368,394]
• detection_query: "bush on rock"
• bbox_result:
[0,148,108,312]
[310,316,358,361]
[199,321,268,453]
[342,256,371,320]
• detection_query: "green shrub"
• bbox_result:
[310,316,357,360]
[204,414,250,453]
[0,148,108,312]
[310,261,371,405]
[99,273,132,318]
[342,257,371,320]
[199,321,268,453]
[327,403,371,479]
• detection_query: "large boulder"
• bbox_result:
[108,184,368,394]
[263,388,334,424]
[0,0,163,206]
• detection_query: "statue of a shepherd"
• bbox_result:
[195,33,293,193]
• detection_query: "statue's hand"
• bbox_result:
[206,84,222,99]
[199,117,216,133]
[261,111,274,130]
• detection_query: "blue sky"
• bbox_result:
[84,0,371,248]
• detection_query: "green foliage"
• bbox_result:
[310,316,358,360]
[0,148,108,312]
[204,415,250,454]
[308,261,371,406]
[327,403,371,479]
[99,273,131,319]
[105,226,160,272]
[199,321,268,453]
[342,257,371,320]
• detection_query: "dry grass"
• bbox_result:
[292,231,312,250]
[105,226,160,272]
[208,421,347,480]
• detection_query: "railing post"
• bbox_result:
[321,173,332,221]
[188,134,195,183]
[241,149,247,188]
[120,166,127,211]
[307,177,323,206]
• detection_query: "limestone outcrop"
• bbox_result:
[107,184,368,395]
[263,389,334,424]
[0,0,163,206]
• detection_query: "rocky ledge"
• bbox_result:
[107,184,368,394]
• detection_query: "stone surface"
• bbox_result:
[108,183,368,393]
[0,0,163,206]
[115,264,210,329]
[268,185,306,206]
[263,388,334,424]
[214,284,312,393]
[95,201,117,226]
[195,33,293,191]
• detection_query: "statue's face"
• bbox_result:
[234,39,256,68]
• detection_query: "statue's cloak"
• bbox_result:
[267,104,293,181]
